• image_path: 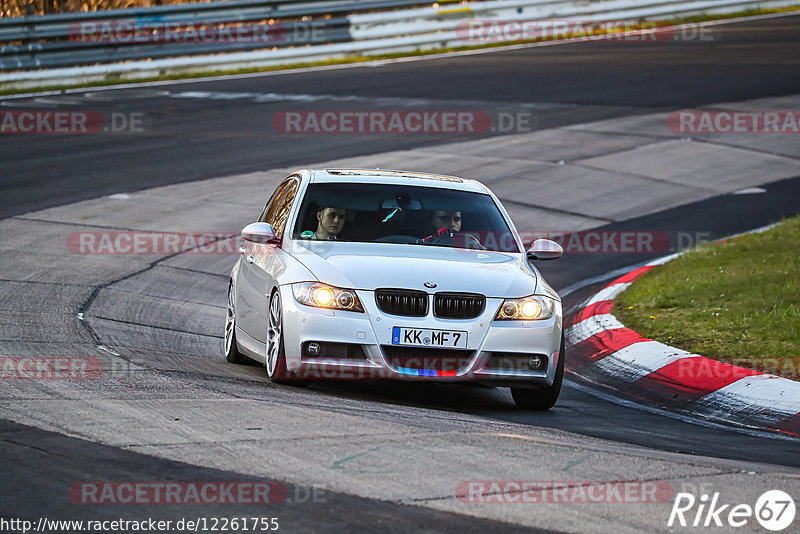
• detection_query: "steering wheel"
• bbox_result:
[374,235,420,244]
[419,230,486,250]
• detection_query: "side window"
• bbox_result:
[271,181,299,238]
[259,180,292,223]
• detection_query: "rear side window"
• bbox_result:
[271,181,299,238]
[259,178,298,226]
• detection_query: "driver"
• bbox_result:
[310,206,346,240]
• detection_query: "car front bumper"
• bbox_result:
[279,285,563,386]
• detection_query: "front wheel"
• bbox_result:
[266,290,308,386]
[510,335,564,410]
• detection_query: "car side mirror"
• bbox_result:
[526,239,563,260]
[241,222,280,244]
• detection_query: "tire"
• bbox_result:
[224,283,248,364]
[510,334,564,410]
[265,290,309,386]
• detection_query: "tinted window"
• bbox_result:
[259,179,294,224]
[272,180,299,238]
[292,183,519,252]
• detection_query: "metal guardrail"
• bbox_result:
[1,19,352,70]
[0,0,795,82]
[0,0,434,70]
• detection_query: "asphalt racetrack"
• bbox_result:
[2,14,800,218]
[1,13,799,534]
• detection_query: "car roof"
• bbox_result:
[306,168,490,193]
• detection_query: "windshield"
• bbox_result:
[291,183,520,253]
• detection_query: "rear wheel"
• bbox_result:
[266,290,308,386]
[510,335,564,410]
[224,284,247,364]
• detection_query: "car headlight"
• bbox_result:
[495,295,554,320]
[292,282,364,312]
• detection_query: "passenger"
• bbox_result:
[432,210,462,234]
[423,210,462,242]
[422,209,485,249]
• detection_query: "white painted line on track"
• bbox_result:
[733,186,767,194]
[692,375,800,418]
[586,283,632,305]
[560,262,649,299]
[1,87,573,110]
[593,341,696,382]
[566,313,626,345]
[82,90,171,101]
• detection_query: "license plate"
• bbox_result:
[391,327,468,348]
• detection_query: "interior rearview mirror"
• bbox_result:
[381,199,421,210]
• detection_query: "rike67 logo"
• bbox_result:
[668,490,795,531]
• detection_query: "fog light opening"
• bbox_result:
[528,355,545,370]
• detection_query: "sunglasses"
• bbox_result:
[434,215,462,222]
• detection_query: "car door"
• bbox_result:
[239,177,300,342]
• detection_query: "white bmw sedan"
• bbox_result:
[225,169,565,409]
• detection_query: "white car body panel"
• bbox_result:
[290,241,537,297]
[227,168,564,391]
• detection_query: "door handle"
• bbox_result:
[247,255,255,264]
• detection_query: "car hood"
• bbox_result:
[290,242,537,297]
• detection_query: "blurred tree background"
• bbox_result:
[1,0,191,17]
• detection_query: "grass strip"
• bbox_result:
[615,216,800,381]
